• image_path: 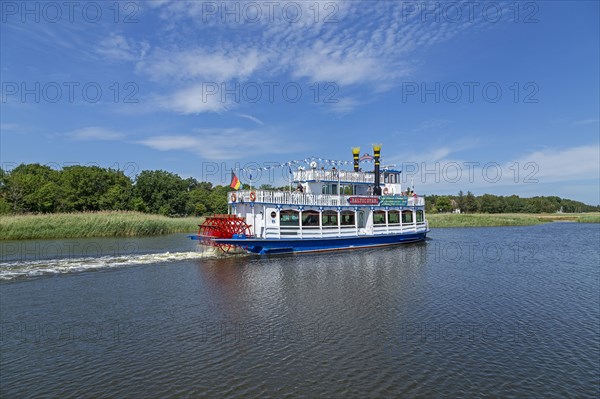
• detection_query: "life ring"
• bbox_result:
[231,193,237,202]
[250,191,257,202]
[383,187,389,195]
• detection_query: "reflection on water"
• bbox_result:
[0,224,598,397]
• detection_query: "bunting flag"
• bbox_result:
[229,170,241,190]
[235,156,378,174]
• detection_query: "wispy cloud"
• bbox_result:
[137,128,303,160]
[128,1,489,114]
[137,48,265,83]
[512,144,600,181]
[0,123,31,134]
[157,84,231,114]
[414,119,453,132]
[404,144,600,200]
[573,118,599,126]
[237,113,264,125]
[64,127,125,141]
[95,33,150,62]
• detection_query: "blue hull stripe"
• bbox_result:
[214,232,428,255]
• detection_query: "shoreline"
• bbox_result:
[0,212,201,241]
[427,212,600,228]
[1,212,598,241]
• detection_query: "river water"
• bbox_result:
[1,223,598,397]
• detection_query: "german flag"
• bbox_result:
[229,170,241,190]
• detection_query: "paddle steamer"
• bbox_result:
[193,145,429,254]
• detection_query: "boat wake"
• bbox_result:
[0,250,220,281]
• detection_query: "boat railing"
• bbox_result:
[265,222,428,239]
[293,169,375,184]
[230,190,425,207]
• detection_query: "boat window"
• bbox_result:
[341,211,355,226]
[388,210,400,224]
[321,184,338,195]
[280,210,299,226]
[322,210,338,226]
[357,211,366,228]
[302,210,320,227]
[416,210,424,223]
[374,210,386,225]
[402,210,413,224]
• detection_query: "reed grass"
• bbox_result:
[0,212,202,240]
[427,213,600,228]
[576,214,600,223]
[1,211,597,240]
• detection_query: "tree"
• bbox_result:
[479,194,505,213]
[4,164,61,213]
[135,170,189,215]
[436,196,452,213]
[463,191,478,213]
[60,166,132,212]
[455,190,465,211]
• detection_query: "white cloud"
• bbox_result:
[96,33,150,62]
[137,48,265,83]
[0,123,29,134]
[137,128,303,160]
[327,97,361,114]
[130,1,485,113]
[65,127,124,141]
[237,113,264,125]
[397,144,600,204]
[512,145,600,181]
[158,84,231,114]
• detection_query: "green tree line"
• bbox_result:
[425,191,599,214]
[0,164,236,216]
[0,164,597,216]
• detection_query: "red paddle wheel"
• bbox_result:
[198,215,252,253]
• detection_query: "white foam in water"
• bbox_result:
[0,249,225,281]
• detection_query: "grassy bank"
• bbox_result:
[1,211,598,240]
[0,212,201,240]
[427,212,600,228]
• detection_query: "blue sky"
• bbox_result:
[1,1,599,204]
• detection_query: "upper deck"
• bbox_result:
[293,169,376,184]
[229,190,425,208]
